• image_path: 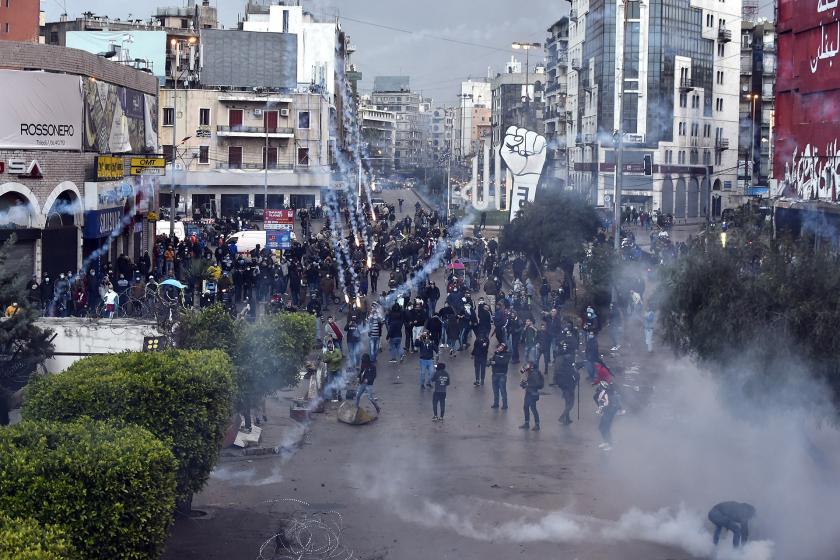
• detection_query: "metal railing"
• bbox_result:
[718,26,732,42]
[216,125,295,135]
[216,162,295,170]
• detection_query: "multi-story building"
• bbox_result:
[359,106,396,175]
[371,79,423,171]
[0,0,41,42]
[566,0,741,219]
[430,107,455,155]
[490,60,545,148]
[0,41,159,277]
[544,17,570,187]
[455,79,492,159]
[738,18,776,196]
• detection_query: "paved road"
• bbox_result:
[163,189,693,560]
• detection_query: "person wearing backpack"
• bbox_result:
[518,362,544,431]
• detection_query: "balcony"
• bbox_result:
[218,95,293,104]
[715,137,730,150]
[718,26,732,43]
[679,78,694,92]
[216,125,294,138]
[216,162,295,171]
[571,58,582,71]
[570,9,578,22]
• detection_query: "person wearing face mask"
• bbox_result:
[322,339,344,402]
[488,342,511,410]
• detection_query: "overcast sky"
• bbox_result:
[45,0,773,106]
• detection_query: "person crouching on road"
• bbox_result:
[355,353,380,414]
[519,362,544,431]
[431,362,450,421]
[488,342,511,410]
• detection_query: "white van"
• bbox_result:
[155,221,186,241]
[226,230,296,254]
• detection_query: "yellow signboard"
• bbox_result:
[96,156,125,180]
[130,157,166,168]
[130,167,165,176]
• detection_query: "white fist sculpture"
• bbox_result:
[500,126,547,181]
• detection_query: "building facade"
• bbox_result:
[738,19,776,196]
[0,0,40,42]
[455,79,492,159]
[774,0,840,202]
[371,82,424,171]
[359,106,396,175]
[566,0,741,219]
[0,42,159,279]
[544,17,570,187]
[491,64,544,148]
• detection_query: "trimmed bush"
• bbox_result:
[0,514,75,560]
[0,419,176,560]
[24,349,235,504]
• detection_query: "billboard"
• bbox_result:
[66,31,167,78]
[200,29,297,89]
[776,0,840,200]
[0,70,83,150]
[83,79,159,154]
[264,209,294,250]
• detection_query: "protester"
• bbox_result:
[708,502,756,549]
[431,362,450,421]
[519,362,544,431]
[355,353,380,413]
[489,342,511,410]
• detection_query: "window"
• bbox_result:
[706,14,714,27]
[228,146,242,169]
[4,22,8,33]
[715,151,723,165]
[716,70,724,85]
[692,95,700,109]
[199,108,210,126]
[49,31,58,43]
[180,18,189,29]
[298,111,311,129]
[199,146,209,164]
[691,122,699,136]
[703,124,711,137]
[718,43,725,57]
[678,122,686,136]
[297,147,310,166]
[163,107,174,126]
[4,0,8,8]
[282,9,290,33]
[665,150,673,164]
[678,151,686,164]
[679,92,688,108]
[263,146,278,169]
[690,149,699,164]
[715,98,723,112]
[627,1,640,19]
[703,150,711,165]
[742,33,752,48]
[162,144,174,163]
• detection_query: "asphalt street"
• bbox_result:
[163,189,693,560]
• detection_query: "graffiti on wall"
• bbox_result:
[781,139,840,200]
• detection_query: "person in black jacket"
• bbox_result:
[556,358,579,425]
[471,334,490,387]
[488,343,511,409]
[431,363,450,421]
[386,303,405,363]
[417,330,437,389]
[354,354,380,413]
[708,502,755,548]
[518,363,544,431]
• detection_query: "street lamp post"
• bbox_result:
[169,36,196,239]
[512,41,542,128]
[747,93,759,186]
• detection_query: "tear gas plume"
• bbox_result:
[347,356,840,559]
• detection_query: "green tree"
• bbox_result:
[175,306,316,429]
[500,190,602,281]
[0,419,176,560]
[0,235,54,424]
[657,236,840,405]
[23,350,235,510]
[0,514,75,560]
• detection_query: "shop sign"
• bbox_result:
[95,156,125,180]
[264,209,294,249]
[84,207,125,239]
[97,182,134,208]
[0,159,43,179]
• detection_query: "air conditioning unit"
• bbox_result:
[253,108,263,117]
[280,108,290,117]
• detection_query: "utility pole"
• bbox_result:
[613,3,628,257]
[512,42,542,129]
[169,43,178,240]
[446,116,453,222]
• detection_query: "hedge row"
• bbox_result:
[0,514,75,560]
[0,419,177,560]
[24,349,235,503]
